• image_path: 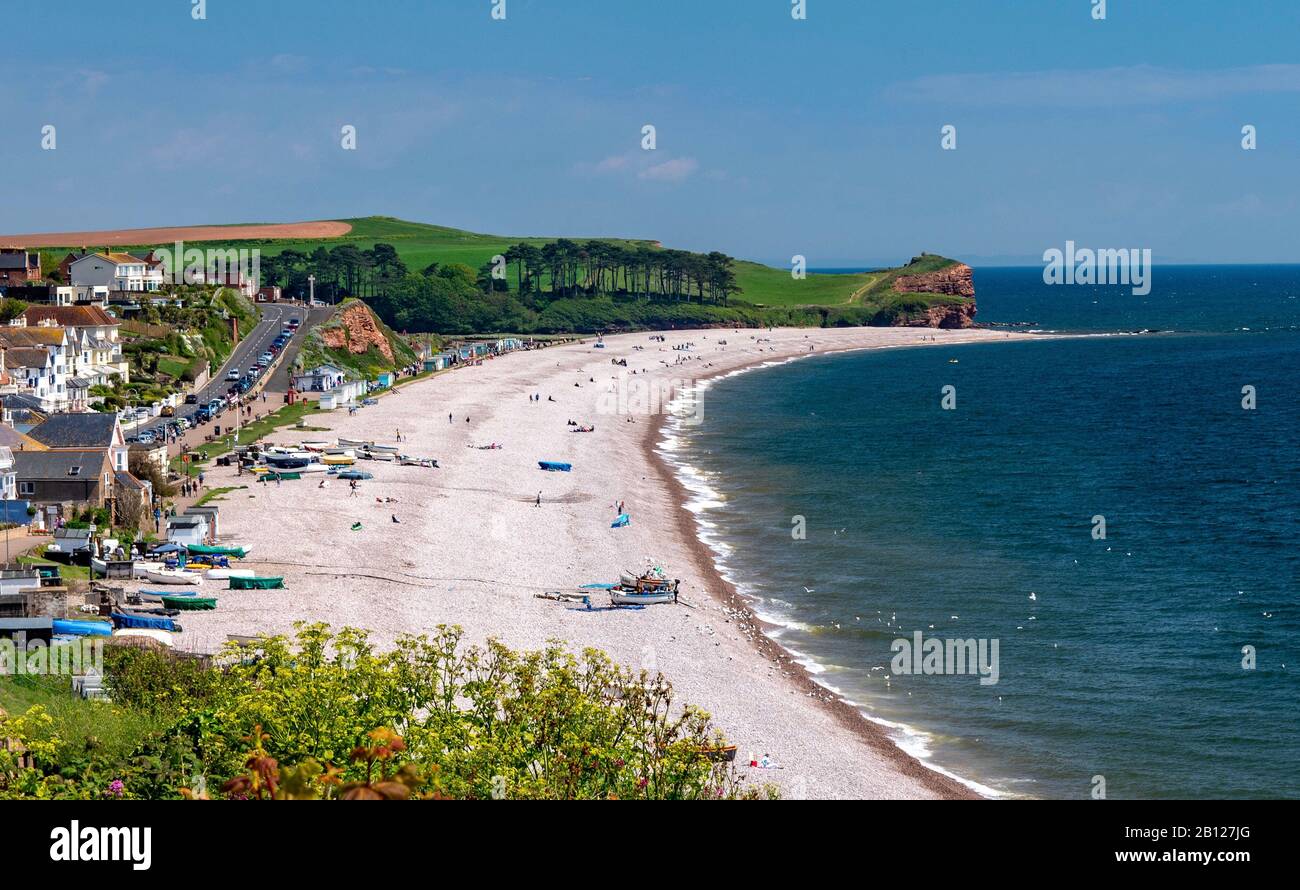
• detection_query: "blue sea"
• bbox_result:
[661,266,1299,799]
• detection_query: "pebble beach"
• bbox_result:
[166,325,1039,799]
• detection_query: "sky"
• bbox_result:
[3,0,1300,266]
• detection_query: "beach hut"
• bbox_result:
[165,514,206,547]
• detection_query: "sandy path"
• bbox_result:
[0,221,351,248]
[164,325,1039,799]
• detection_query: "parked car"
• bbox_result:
[161,405,175,417]
[259,352,273,363]
[288,317,301,328]
[185,393,199,404]
[226,369,241,381]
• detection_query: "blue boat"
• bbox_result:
[611,513,630,528]
[111,612,177,632]
[538,461,572,472]
[338,470,374,480]
[51,618,112,637]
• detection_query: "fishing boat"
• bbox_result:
[229,576,285,590]
[262,471,303,481]
[361,450,395,461]
[538,460,572,472]
[337,437,373,448]
[299,441,332,452]
[399,456,438,467]
[608,568,679,606]
[204,567,255,581]
[366,444,400,454]
[187,544,250,559]
[337,470,373,481]
[145,567,203,586]
[321,454,356,465]
[161,595,217,611]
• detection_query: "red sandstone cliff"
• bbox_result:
[892,262,976,328]
[320,301,396,361]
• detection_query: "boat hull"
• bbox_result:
[145,569,203,586]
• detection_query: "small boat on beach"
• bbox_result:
[366,444,400,454]
[338,470,373,481]
[322,454,356,465]
[111,612,177,632]
[696,744,738,763]
[145,568,203,586]
[538,461,572,472]
[204,567,255,581]
[137,589,198,602]
[161,595,217,611]
[361,451,395,461]
[52,618,113,637]
[229,576,285,590]
[299,441,332,452]
[399,456,438,467]
[187,544,250,559]
[608,568,679,606]
[338,437,374,448]
[112,628,175,647]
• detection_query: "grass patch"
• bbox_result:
[0,675,166,770]
[194,485,246,505]
[16,554,90,581]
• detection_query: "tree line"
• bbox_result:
[486,239,741,305]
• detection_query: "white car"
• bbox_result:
[226,369,241,381]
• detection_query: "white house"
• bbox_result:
[0,446,15,501]
[70,252,165,292]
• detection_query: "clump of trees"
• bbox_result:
[484,240,741,305]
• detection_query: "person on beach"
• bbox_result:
[535,491,541,507]
[349,480,358,497]
[448,413,452,423]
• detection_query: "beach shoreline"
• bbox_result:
[167,325,1043,799]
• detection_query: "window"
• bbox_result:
[18,482,34,496]
[68,466,81,476]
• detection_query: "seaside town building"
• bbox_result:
[69,252,165,292]
[0,249,41,285]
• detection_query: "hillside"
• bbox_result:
[12,216,974,328]
[296,298,420,378]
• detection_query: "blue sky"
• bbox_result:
[3,0,1300,265]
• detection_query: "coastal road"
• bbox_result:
[128,302,305,438]
[264,303,334,397]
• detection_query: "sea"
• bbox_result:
[658,265,1300,799]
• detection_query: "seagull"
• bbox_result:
[1263,611,1273,619]
[802,586,816,594]
[1028,592,1037,601]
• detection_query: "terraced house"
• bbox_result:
[23,305,129,386]
[0,325,73,410]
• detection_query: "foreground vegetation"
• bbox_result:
[0,624,769,800]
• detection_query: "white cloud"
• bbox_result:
[638,157,699,182]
